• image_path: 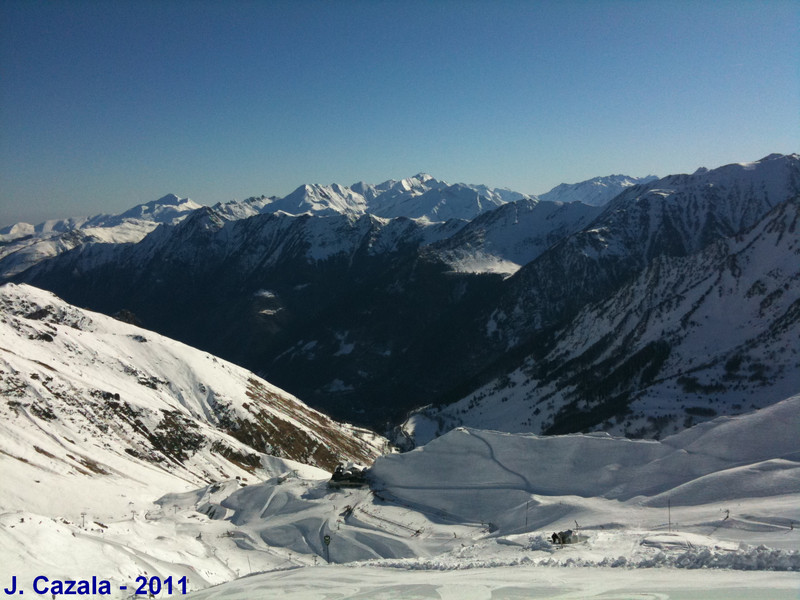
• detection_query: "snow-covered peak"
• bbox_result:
[0,222,35,239]
[258,183,369,218]
[412,172,435,182]
[156,192,183,204]
[539,174,659,207]
[114,194,202,224]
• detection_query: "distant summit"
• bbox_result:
[539,174,659,207]
[114,194,201,224]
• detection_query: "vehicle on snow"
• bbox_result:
[328,462,368,488]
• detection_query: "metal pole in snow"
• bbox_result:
[668,499,671,533]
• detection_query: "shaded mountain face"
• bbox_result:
[5,155,800,437]
[8,209,505,427]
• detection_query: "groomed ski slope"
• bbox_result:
[185,397,799,599]
[2,396,798,598]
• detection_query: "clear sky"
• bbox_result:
[1,0,798,227]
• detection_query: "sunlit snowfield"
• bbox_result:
[184,416,800,599]
[5,398,797,599]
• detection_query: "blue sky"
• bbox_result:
[1,0,798,226]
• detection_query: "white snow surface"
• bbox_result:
[187,397,798,598]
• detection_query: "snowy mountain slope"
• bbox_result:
[0,283,386,516]
[405,195,800,443]
[0,194,201,278]
[490,153,800,345]
[539,174,659,206]
[429,198,602,276]
[2,392,797,598]
[0,285,386,594]
[376,396,800,527]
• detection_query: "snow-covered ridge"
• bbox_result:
[539,174,659,206]
[0,194,200,241]
[242,174,532,222]
[0,194,202,278]
[0,176,532,280]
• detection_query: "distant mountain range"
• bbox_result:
[0,194,202,278]
[0,173,646,277]
[2,155,798,444]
